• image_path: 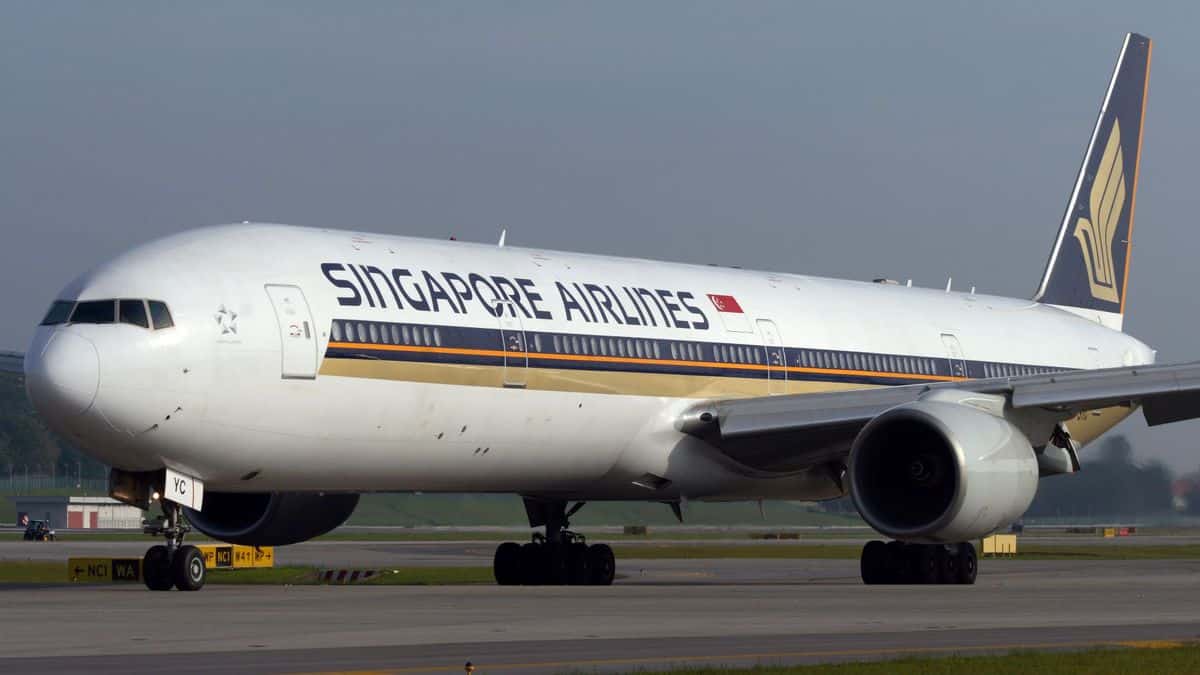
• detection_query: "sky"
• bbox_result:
[3,2,1200,471]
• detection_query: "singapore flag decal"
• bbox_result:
[707,294,744,314]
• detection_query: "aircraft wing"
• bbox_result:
[679,360,1200,473]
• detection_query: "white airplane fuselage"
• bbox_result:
[25,223,1153,502]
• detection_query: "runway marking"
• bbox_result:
[296,636,1200,674]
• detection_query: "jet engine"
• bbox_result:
[848,394,1038,543]
[184,492,359,546]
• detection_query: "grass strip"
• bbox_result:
[623,643,1200,674]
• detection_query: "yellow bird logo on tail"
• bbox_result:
[1073,120,1126,303]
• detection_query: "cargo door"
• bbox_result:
[265,284,318,379]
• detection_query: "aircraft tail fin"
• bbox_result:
[1033,32,1151,331]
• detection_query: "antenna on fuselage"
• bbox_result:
[945,277,953,292]
[498,228,507,247]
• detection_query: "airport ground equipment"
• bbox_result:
[22,520,56,541]
[982,534,1018,557]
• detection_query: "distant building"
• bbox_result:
[10,496,142,529]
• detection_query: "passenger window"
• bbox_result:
[70,300,116,324]
[401,325,412,345]
[147,301,174,329]
[534,334,543,353]
[433,327,443,347]
[424,327,434,346]
[653,342,662,359]
[369,324,380,344]
[118,300,149,328]
[40,300,75,326]
[553,335,562,353]
[331,321,344,342]
[391,325,401,344]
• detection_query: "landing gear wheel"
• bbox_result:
[587,543,615,586]
[954,542,978,585]
[860,540,887,584]
[885,541,910,584]
[915,545,942,584]
[143,545,173,591]
[567,543,591,585]
[519,542,544,585]
[493,542,522,585]
[171,545,206,591]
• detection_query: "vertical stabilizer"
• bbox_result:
[1033,33,1151,331]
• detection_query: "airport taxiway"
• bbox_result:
[1,556,1198,673]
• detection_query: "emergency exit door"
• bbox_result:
[940,333,967,379]
[495,300,528,388]
[757,319,787,395]
[265,284,318,379]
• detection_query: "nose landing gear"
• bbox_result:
[142,500,206,591]
[493,499,616,586]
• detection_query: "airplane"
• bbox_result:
[24,32,1196,591]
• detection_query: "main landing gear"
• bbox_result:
[493,499,615,586]
[142,500,206,591]
[859,540,977,585]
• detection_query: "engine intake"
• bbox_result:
[184,492,359,546]
[849,394,1038,543]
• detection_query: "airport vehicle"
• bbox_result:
[24,33,1191,591]
[23,520,56,542]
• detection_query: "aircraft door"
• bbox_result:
[940,333,967,379]
[265,284,318,379]
[757,318,787,395]
[494,300,528,388]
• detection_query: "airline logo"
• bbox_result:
[1073,119,1125,304]
[707,294,743,314]
[321,263,712,331]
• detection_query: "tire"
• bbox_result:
[885,541,910,584]
[955,542,978,585]
[567,543,591,586]
[143,545,173,591]
[519,543,544,585]
[860,540,886,584]
[587,544,615,586]
[493,542,522,585]
[546,544,570,585]
[915,545,941,585]
[172,545,206,591]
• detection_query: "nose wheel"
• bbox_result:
[142,500,206,591]
[493,500,616,586]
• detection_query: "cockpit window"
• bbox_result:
[40,301,76,326]
[70,300,117,324]
[119,299,150,328]
[148,301,174,329]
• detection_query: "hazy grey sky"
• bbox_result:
[4,2,1200,470]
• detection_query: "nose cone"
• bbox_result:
[26,330,100,417]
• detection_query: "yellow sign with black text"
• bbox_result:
[197,545,274,569]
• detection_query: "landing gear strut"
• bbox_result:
[142,500,206,591]
[860,540,977,585]
[493,499,615,586]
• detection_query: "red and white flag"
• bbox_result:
[707,294,743,314]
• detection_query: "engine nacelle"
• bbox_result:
[848,394,1038,543]
[184,492,359,546]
